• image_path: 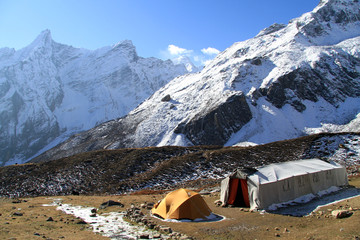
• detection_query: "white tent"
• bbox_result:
[220,159,348,210]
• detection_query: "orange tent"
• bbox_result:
[151,188,212,220]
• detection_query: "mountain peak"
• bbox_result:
[313,0,360,22]
[112,39,138,61]
[171,55,200,73]
[113,39,134,48]
[286,0,360,45]
[31,29,53,47]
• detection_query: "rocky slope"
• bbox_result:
[1,132,359,197]
[0,30,192,166]
[35,0,360,162]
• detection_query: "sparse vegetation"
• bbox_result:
[1,132,359,198]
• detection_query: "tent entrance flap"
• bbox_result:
[227,178,250,207]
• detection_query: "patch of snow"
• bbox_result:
[151,212,224,223]
[268,186,360,217]
[52,200,161,240]
[267,186,343,211]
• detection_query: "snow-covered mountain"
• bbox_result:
[33,0,360,163]
[0,30,193,166]
[171,56,200,73]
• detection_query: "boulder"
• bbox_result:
[12,212,23,216]
[99,200,124,209]
[331,210,353,219]
[161,94,171,102]
[146,202,155,209]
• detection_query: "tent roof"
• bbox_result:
[151,188,212,220]
[248,159,344,184]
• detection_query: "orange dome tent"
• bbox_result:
[151,188,212,220]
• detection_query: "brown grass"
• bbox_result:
[0,197,107,240]
[1,176,359,240]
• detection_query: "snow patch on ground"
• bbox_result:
[151,212,224,223]
[267,186,341,211]
[268,186,360,217]
[50,199,160,240]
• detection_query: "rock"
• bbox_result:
[180,235,193,240]
[99,200,124,209]
[91,208,97,213]
[153,234,162,239]
[46,217,54,222]
[90,213,96,217]
[76,220,87,224]
[147,222,156,229]
[146,202,155,209]
[140,217,148,224]
[160,226,172,233]
[161,94,171,102]
[275,233,281,237]
[214,200,222,206]
[331,210,353,219]
[12,212,23,216]
[174,93,252,145]
[72,190,80,195]
[12,199,22,204]
[139,233,150,239]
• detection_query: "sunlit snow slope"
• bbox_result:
[0,30,192,165]
[34,0,360,162]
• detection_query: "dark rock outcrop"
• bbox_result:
[174,93,252,145]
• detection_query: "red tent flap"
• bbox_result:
[240,179,250,207]
[227,178,239,205]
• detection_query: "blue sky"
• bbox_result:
[0,0,319,65]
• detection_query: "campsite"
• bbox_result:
[2,0,360,239]
[1,133,360,239]
[0,175,359,240]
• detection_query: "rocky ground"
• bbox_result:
[1,176,359,239]
[0,132,359,198]
[1,132,360,239]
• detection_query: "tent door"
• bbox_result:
[227,178,250,207]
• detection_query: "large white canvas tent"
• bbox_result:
[220,159,348,210]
